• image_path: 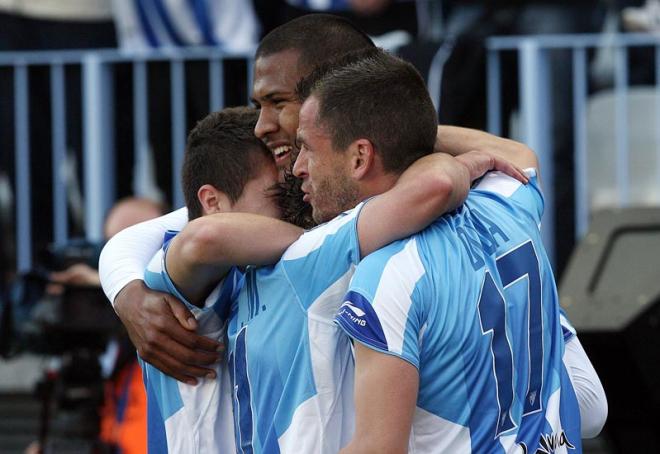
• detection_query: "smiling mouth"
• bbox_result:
[272,145,292,162]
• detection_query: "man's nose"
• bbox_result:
[254,107,277,140]
[292,148,307,178]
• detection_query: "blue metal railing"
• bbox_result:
[486,33,660,268]
[1,47,254,272]
[4,35,660,274]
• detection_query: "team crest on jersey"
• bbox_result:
[519,430,576,454]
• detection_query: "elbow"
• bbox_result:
[430,166,468,211]
[427,171,462,208]
[177,217,224,265]
[517,142,540,170]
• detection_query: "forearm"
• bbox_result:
[167,213,303,301]
[394,152,470,216]
[99,207,189,305]
[435,125,537,169]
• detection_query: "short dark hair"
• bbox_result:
[297,47,438,174]
[182,107,271,220]
[256,14,374,74]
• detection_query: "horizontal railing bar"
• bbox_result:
[488,33,660,51]
[0,46,255,66]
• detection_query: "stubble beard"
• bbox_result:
[312,171,360,224]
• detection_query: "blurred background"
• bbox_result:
[1,0,659,452]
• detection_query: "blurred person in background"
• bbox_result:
[45,197,164,454]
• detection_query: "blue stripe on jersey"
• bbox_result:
[153,0,185,46]
[143,361,185,419]
[145,371,169,453]
[187,0,217,45]
[559,308,576,342]
[135,0,160,47]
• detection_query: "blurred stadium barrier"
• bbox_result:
[486,33,660,270]
[0,47,253,273]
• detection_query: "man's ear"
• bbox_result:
[197,184,232,215]
[349,138,376,180]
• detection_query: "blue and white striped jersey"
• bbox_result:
[226,203,366,453]
[142,230,239,454]
[285,0,350,11]
[113,0,258,51]
[336,171,582,453]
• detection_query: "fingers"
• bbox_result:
[142,337,221,384]
[135,320,223,382]
[492,157,529,184]
[166,295,198,331]
[115,282,224,383]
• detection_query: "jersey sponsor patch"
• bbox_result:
[335,291,388,351]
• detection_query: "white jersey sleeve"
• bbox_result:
[99,207,188,306]
[563,335,608,438]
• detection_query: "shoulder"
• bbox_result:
[282,203,364,262]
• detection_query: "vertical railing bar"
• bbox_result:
[614,45,629,206]
[209,58,224,112]
[14,64,31,272]
[519,41,555,268]
[82,54,109,242]
[246,57,254,105]
[133,60,149,197]
[572,47,589,240]
[487,49,502,136]
[104,63,116,209]
[656,45,660,196]
[170,59,186,208]
[50,62,68,246]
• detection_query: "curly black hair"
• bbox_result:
[276,164,315,230]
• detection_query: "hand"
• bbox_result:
[50,263,101,287]
[114,280,223,384]
[455,150,529,184]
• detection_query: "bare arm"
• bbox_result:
[435,125,539,171]
[99,207,224,384]
[357,151,528,258]
[166,213,304,305]
[340,343,418,454]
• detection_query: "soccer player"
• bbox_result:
[138,107,297,453]
[301,50,589,452]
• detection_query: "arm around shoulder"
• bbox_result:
[435,125,539,172]
[166,212,303,303]
[357,153,470,258]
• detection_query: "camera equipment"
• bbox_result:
[2,240,122,453]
